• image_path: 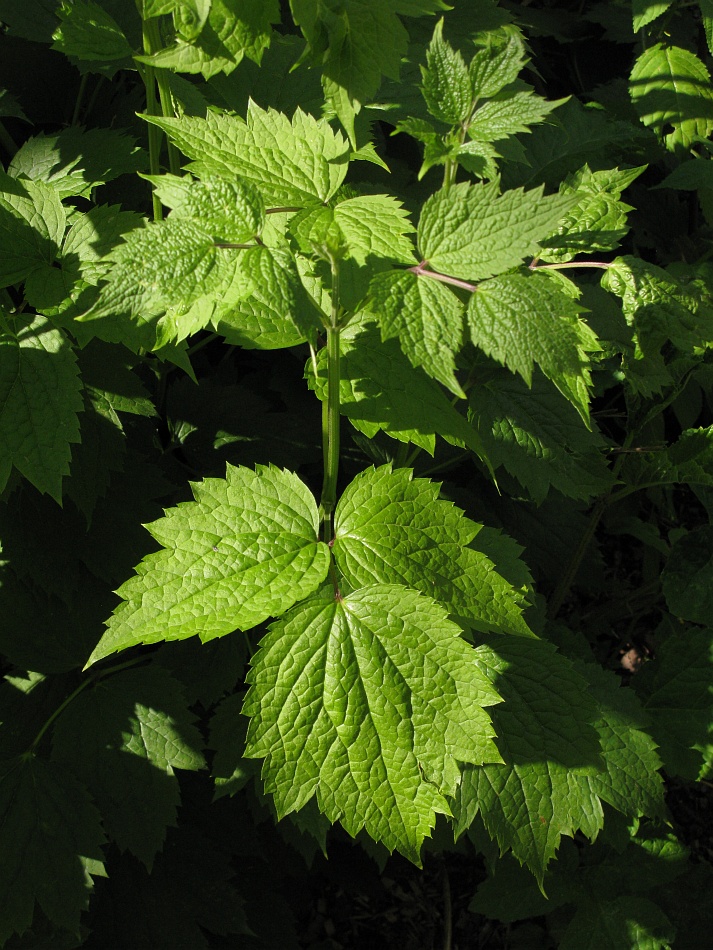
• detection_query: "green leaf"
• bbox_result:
[418,180,578,281]
[0,756,106,945]
[334,195,416,266]
[9,127,145,200]
[145,103,350,206]
[0,314,82,502]
[468,368,614,503]
[244,584,503,861]
[51,0,133,62]
[630,44,713,151]
[86,465,330,666]
[657,156,713,191]
[453,637,603,884]
[562,897,675,950]
[632,621,712,781]
[469,30,526,99]
[577,661,665,819]
[289,0,409,105]
[333,466,533,637]
[148,174,265,242]
[421,19,473,125]
[308,316,487,457]
[467,271,599,423]
[0,171,65,288]
[662,525,713,624]
[367,270,464,396]
[52,666,204,868]
[209,693,259,799]
[136,0,279,78]
[539,164,646,262]
[467,89,564,144]
[632,1,675,33]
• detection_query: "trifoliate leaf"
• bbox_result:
[453,637,603,884]
[136,0,279,78]
[0,314,82,502]
[367,269,464,396]
[421,19,473,125]
[145,103,350,206]
[52,666,204,868]
[9,127,145,200]
[418,180,578,281]
[630,44,713,151]
[244,584,503,862]
[0,756,106,945]
[308,316,487,457]
[468,368,614,503]
[0,171,65,288]
[333,466,532,637]
[86,465,330,666]
[467,271,599,423]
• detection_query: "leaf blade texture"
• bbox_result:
[145,103,350,206]
[418,180,578,281]
[244,584,502,862]
[333,465,532,637]
[467,271,599,423]
[86,465,330,665]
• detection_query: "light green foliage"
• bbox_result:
[86,465,331,665]
[0,756,106,944]
[51,666,205,867]
[469,30,526,98]
[137,0,279,78]
[244,584,502,862]
[146,102,350,205]
[418,180,578,280]
[81,175,266,328]
[468,369,614,503]
[332,466,533,637]
[539,164,646,262]
[467,271,599,423]
[630,44,713,150]
[0,314,82,501]
[290,194,416,266]
[421,19,473,125]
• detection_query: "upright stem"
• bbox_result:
[140,16,180,218]
[320,257,342,537]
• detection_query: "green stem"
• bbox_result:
[140,17,180,217]
[320,257,342,537]
[71,73,89,126]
